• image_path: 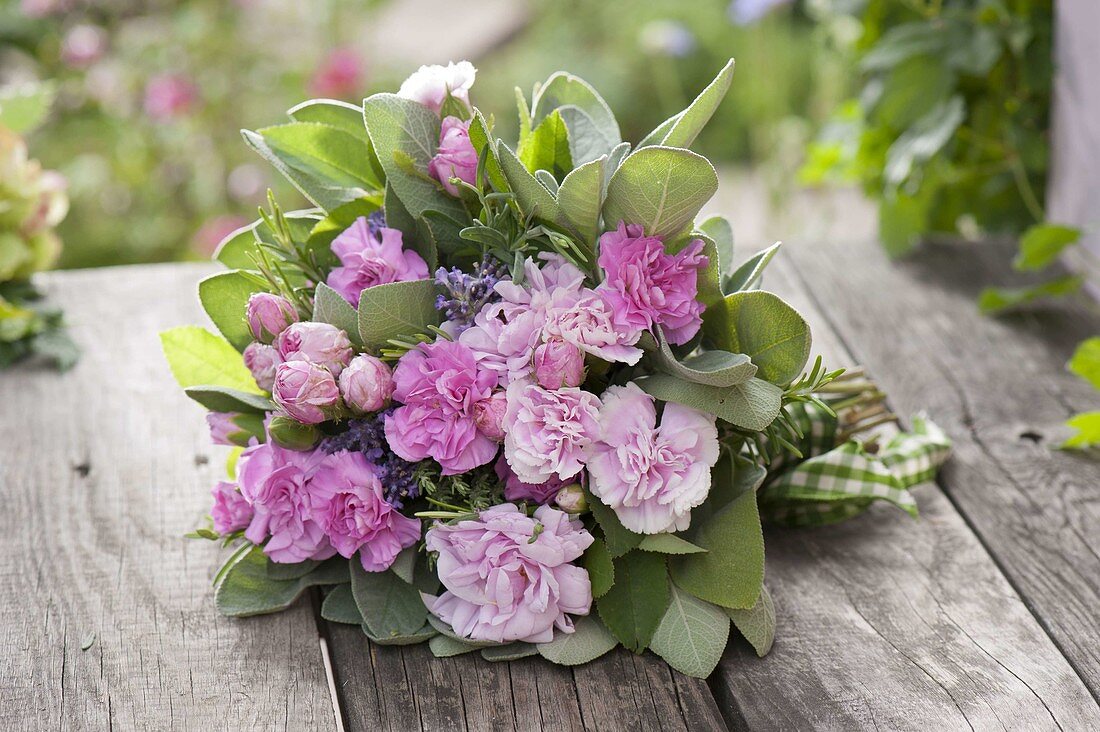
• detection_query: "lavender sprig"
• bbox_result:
[434,257,510,333]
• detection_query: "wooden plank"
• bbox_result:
[0,264,338,730]
[707,252,1100,730]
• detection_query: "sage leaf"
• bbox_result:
[312,283,361,344]
[496,141,569,230]
[602,146,718,239]
[584,538,615,598]
[650,584,730,678]
[637,374,782,432]
[702,290,811,386]
[184,386,274,414]
[725,242,781,293]
[519,110,572,179]
[596,551,670,652]
[365,623,437,646]
[586,490,643,557]
[556,155,606,245]
[356,279,440,351]
[429,633,480,657]
[199,270,267,352]
[215,548,348,617]
[321,584,363,625]
[537,615,618,666]
[658,58,735,150]
[350,561,427,639]
[726,584,776,657]
[698,215,734,277]
[650,328,756,388]
[481,643,539,662]
[638,534,707,555]
[531,72,621,155]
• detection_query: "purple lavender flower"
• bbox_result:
[321,410,420,508]
[434,257,509,334]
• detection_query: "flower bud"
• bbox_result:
[210,481,253,534]
[554,484,588,514]
[275,321,353,376]
[266,414,322,450]
[247,292,298,343]
[272,360,343,425]
[533,339,585,389]
[205,411,263,447]
[473,391,508,442]
[428,116,477,196]
[339,354,394,414]
[243,341,280,391]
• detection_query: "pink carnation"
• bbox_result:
[503,382,601,484]
[237,442,334,563]
[326,219,429,305]
[429,116,477,196]
[424,504,593,643]
[495,454,571,505]
[597,221,708,345]
[586,383,719,534]
[384,340,499,475]
[210,481,253,535]
[309,451,421,571]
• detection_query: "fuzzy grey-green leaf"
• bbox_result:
[603,146,718,239]
[637,374,782,431]
[536,615,618,665]
[702,290,811,385]
[726,584,776,657]
[650,584,730,678]
[356,279,440,351]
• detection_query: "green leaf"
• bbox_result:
[1068,337,1100,390]
[650,328,756,388]
[287,99,367,138]
[602,147,718,239]
[364,623,437,646]
[725,242,781,293]
[1013,224,1081,272]
[306,198,380,270]
[519,110,573,179]
[1062,411,1100,450]
[350,561,428,639]
[556,155,606,245]
[215,548,349,617]
[596,551,670,653]
[978,276,1084,314]
[198,271,267,352]
[429,633,480,657]
[215,211,322,270]
[659,58,736,150]
[649,584,730,678]
[356,279,440,351]
[698,215,734,276]
[531,72,621,157]
[872,56,954,130]
[362,93,467,221]
[184,386,274,413]
[425,614,502,648]
[726,584,776,657]
[587,490,643,557]
[669,231,722,310]
[313,283,361,344]
[481,643,539,662]
[0,82,56,134]
[160,326,262,393]
[536,615,619,666]
[638,534,707,555]
[468,110,508,193]
[702,291,811,385]
[884,96,965,186]
[584,538,615,598]
[321,584,363,625]
[496,142,569,230]
[558,106,619,167]
[879,190,931,258]
[670,484,764,610]
[266,559,320,580]
[638,374,782,432]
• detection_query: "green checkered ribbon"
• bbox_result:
[759,409,951,527]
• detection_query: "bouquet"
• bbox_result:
[163,59,950,677]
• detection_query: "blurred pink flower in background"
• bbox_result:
[143,74,199,121]
[20,0,72,18]
[61,25,108,69]
[309,48,365,99]
[192,214,248,256]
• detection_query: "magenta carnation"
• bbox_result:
[384,339,500,474]
[237,442,334,563]
[597,221,708,345]
[429,116,477,196]
[586,382,720,534]
[326,219,429,305]
[424,504,593,643]
[210,481,253,535]
[310,451,421,571]
[503,381,601,484]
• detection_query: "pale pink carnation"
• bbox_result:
[533,339,585,389]
[586,383,720,534]
[326,219,429,305]
[503,382,601,484]
[424,504,593,643]
[237,442,334,563]
[309,451,421,571]
[275,322,353,376]
[429,116,478,196]
[384,340,499,475]
[597,221,708,345]
[210,481,253,535]
[397,60,476,114]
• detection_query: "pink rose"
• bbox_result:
[210,481,254,535]
[247,292,299,343]
[384,340,499,475]
[309,451,421,571]
[326,219,429,305]
[237,442,334,563]
[503,382,602,484]
[272,361,342,425]
[494,454,569,505]
[472,391,507,442]
[424,504,593,643]
[586,382,719,534]
[243,342,280,391]
[596,221,708,345]
[205,411,254,447]
[533,339,585,389]
[429,116,477,196]
[275,322,353,376]
[397,60,476,114]
[339,354,394,414]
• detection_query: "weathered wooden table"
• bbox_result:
[3,227,1100,729]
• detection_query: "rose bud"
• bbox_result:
[267,414,322,451]
[473,391,508,442]
[533,339,585,389]
[210,481,253,534]
[246,292,299,343]
[272,360,343,425]
[243,342,280,391]
[554,484,588,514]
[339,354,394,414]
[206,411,264,447]
[275,321,353,376]
[428,116,478,196]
